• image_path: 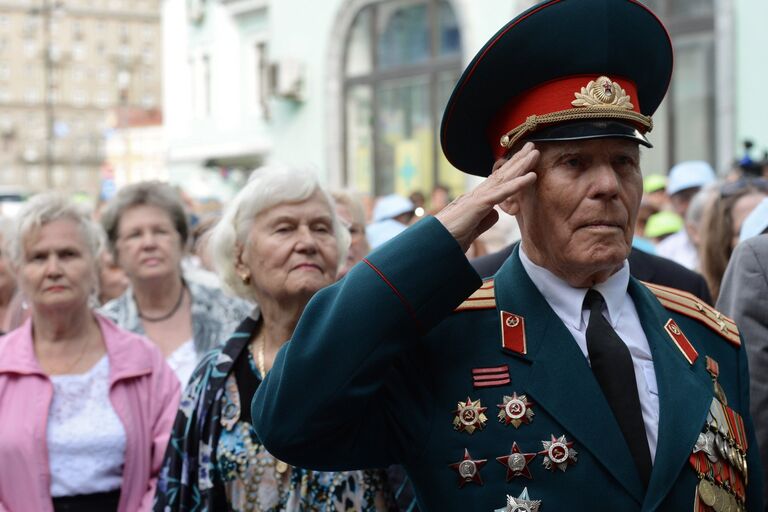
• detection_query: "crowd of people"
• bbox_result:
[0,0,768,511]
[0,152,763,512]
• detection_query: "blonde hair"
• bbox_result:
[209,164,349,301]
[8,193,102,268]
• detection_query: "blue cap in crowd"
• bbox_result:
[666,161,716,196]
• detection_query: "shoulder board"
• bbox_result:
[454,279,496,311]
[642,281,740,347]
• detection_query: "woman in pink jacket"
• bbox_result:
[0,193,180,512]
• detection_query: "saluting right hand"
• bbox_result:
[435,142,539,252]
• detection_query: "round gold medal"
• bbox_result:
[275,460,289,473]
[698,479,717,507]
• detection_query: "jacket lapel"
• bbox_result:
[630,280,713,511]
[494,248,645,504]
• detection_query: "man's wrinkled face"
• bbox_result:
[516,138,643,286]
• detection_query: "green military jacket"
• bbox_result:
[253,217,762,511]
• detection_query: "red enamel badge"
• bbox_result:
[664,319,698,365]
[449,448,487,487]
[497,392,534,428]
[496,441,537,481]
[501,311,527,354]
[453,397,488,434]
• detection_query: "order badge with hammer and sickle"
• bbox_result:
[453,397,488,434]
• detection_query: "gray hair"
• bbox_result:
[8,193,102,269]
[100,181,188,260]
[210,164,350,301]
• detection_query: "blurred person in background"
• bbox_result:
[632,198,660,254]
[641,174,669,211]
[97,247,130,306]
[190,215,219,273]
[739,197,768,243]
[0,216,22,333]
[0,193,180,512]
[154,165,393,511]
[656,161,716,269]
[699,179,768,300]
[366,194,415,249]
[99,182,252,387]
[427,184,452,215]
[181,214,222,288]
[643,210,683,246]
[717,227,768,509]
[409,190,426,218]
[331,190,370,279]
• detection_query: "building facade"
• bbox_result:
[0,0,161,196]
[164,0,764,202]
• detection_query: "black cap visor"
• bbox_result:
[523,120,652,148]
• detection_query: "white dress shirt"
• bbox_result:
[519,248,659,461]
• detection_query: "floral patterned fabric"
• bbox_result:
[153,313,395,512]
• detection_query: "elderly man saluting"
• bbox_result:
[252,1,763,510]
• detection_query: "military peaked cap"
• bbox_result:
[441,0,673,177]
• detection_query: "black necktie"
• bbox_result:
[584,289,652,488]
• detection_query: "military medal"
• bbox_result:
[698,479,717,507]
[275,460,289,473]
[496,441,537,481]
[693,431,718,463]
[494,487,542,512]
[497,392,534,428]
[706,356,728,406]
[453,397,488,434]
[540,434,577,472]
[448,448,487,487]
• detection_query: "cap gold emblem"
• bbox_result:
[572,76,635,110]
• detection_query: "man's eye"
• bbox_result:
[565,158,581,168]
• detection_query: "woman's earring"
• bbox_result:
[239,272,251,285]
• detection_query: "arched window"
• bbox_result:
[342,0,462,197]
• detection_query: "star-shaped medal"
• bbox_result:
[693,430,718,463]
[497,392,534,428]
[494,487,542,512]
[539,434,578,472]
[496,441,537,480]
[453,397,488,434]
[448,448,487,487]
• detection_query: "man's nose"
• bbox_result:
[589,162,620,198]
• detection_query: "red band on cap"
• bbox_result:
[488,75,641,158]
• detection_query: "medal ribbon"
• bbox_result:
[705,356,719,379]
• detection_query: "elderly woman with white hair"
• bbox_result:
[0,193,180,512]
[154,165,394,511]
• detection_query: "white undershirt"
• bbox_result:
[47,356,126,497]
[166,338,197,388]
[519,248,659,461]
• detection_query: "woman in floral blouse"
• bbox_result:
[153,165,394,512]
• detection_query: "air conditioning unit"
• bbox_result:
[269,59,304,102]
